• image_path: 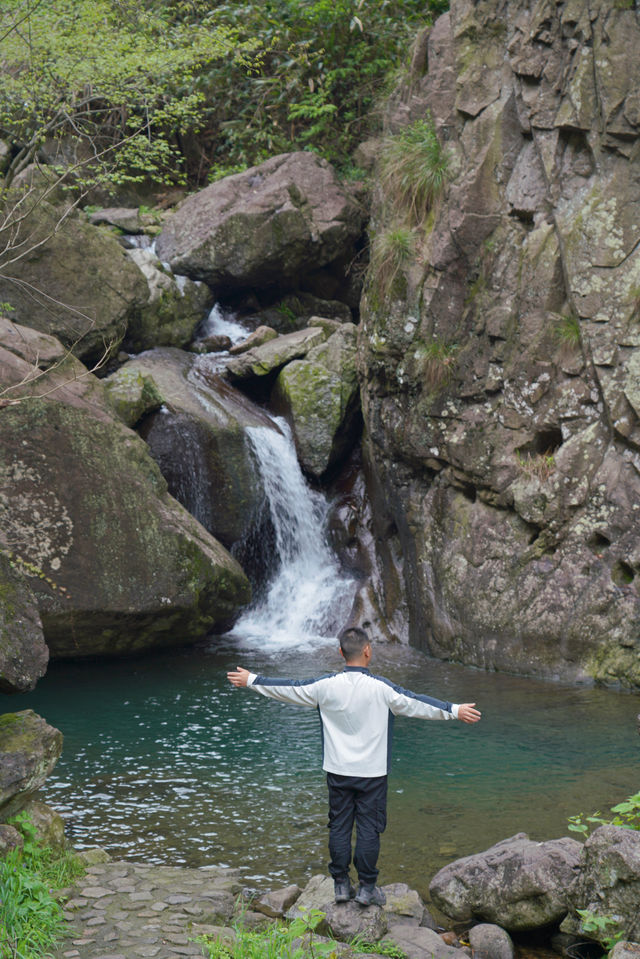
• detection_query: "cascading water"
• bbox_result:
[231,418,356,651]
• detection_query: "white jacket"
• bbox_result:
[247,665,460,777]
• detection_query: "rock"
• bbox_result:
[0,316,67,369]
[0,340,251,657]
[18,797,66,854]
[0,824,24,856]
[358,0,640,687]
[562,825,640,944]
[381,925,462,959]
[75,847,113,866]
[609,944,640,959]
[229,326,278,356]
[286,874,334,919]
[381,883,427,927]
[320,899,388,943]
[190,335,233,354]
[104,365,164,427]
[242,293,353,334]
[0,552,49,693]
[155,152,366,296]
[226,326,327,385]
[89,207,144,233]
[271,323,361,478]
[0,198,148,366]
[0,710,63,819]
[429,833,582,932]
[469,924,515,959]
[129,347,275,549]
[123,248,213,353]
[253,884,301,919]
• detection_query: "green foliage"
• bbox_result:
[554,313,581,349]
[0,813,85,959]
[414,340,458,389]
[378,116,451,225]
[196,1,447,175]
[200,907,407,959]
[516,451,555,481]
[0,0,251,188]
[568,791,640,838]
[576,910,625,955]
[368,225,415,302]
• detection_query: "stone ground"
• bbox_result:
[54,861,245,959]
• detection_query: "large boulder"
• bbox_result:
[271,322,361,478]
[0,327,251,657]
[358,0,640,686]
[123,247,213,353]
[0,197,148,365]
[429,833,582,931]
[0,710,63,819]
[155,152,366,296]
[562,825,640,945]
[125,348,277,550]
[225,325,327,386]
[0,552,48,693]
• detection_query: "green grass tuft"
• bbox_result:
[379,116,451,225]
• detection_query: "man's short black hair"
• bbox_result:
[339,626,370,663]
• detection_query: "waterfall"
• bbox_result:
[200,303,250,346]
[230,419,355,651]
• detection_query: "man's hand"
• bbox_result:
[227,667,251,688]
[457,703,481,724]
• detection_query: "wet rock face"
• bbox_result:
[0,331,251,658]
[359,0,640,686]
[155,152,366,299]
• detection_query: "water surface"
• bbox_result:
[14,640,639,900]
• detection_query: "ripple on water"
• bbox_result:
[12,641,640,898]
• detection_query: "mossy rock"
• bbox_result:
[0,710,63,819]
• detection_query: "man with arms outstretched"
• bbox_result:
[227,626,481,907]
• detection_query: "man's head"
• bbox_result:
[339,626,371,665]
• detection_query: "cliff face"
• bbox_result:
[360,0,640,686]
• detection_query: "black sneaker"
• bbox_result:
[354,883,386,907]
[334,878,355,903]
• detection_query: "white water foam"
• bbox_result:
[201,303,250,346]
[230,420,356,651]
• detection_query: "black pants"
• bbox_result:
[326,773,388,885]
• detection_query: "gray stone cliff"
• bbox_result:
[359,0,640,686]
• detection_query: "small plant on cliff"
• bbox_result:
[378,116,451,225]
[568,791,640,838]
[516,450,556,482]
[368,225,416,302]
[554,313,581,350]
[413,340,458,390]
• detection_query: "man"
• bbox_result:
[227,626,481,907]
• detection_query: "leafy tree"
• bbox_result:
[0,0,254,189]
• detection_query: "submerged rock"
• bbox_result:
[0,710,63,819]
[429,833,582,931]
[155,152,365,298]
